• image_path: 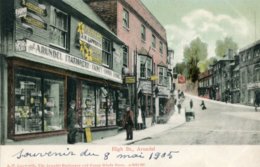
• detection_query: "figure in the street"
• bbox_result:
[137,105,143,130]
[254,92,260,111]
[177,101,181,114]
[67,100,78,144]
[200,100,207,110]
[123,106,134,140]
[190,99,193,109]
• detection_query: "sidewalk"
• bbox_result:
[81,110,186,145]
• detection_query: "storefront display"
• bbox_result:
[14,68,65,134]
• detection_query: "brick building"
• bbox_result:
[86,0,169,127]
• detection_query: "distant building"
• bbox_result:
[198,68,213,99]
[239,40,260,105]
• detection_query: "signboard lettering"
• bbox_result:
[21,15,47,30]
[21,0,47,16]
[17,39,122,83]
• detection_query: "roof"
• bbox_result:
[239,39,260,53]
[233,65,240,71]
[61,0,123,44]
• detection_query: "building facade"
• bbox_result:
[198,68,213,99]
[86,0,169,127]
[0,0,125,144]
[239,40,260,105]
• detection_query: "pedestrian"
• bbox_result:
[254,92,260,112]
[67,100,78,144]
[177,102,181,114]
[123,106,134,140]
[137,105,143,130]
[200,100,206,110]
[190,99,193,109]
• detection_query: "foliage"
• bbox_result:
[183,37,208,82]
[215,37,238,57]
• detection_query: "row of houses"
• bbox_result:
[0,0,174,144]
[198,41,260,105]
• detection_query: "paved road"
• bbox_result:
[133,96,260,145]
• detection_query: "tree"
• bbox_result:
[183,37,208,82]
[175,62,186,75]
[215,37,238,57]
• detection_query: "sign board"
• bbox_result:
[16,39,122,83]
[125,76,135,84]
[85,127,92,143]
[178,75,186,84]
[16,7,27,18]
[247,82,260,89]
[139,80,152,94]
[150,75,158,81]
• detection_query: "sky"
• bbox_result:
[141,0,260,65]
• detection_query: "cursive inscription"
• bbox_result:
[13,148,76,159]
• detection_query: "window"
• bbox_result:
[139,56,152,78]
[158,66,167,86]
[123,46,128,66]
[102,38,112,68]
[141,24,146,41]
[159,41,163,54]
[50,7,69,49]
[14,68,65,135]
[152,34,156,48]
[140,63,146,78]
[123,9,129,28]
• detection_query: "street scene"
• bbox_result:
[0,0,260,147]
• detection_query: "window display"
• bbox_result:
[81,84,95,127]
[97,87,107,127]
[14,68,65,134]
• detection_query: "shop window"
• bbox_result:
[139,56,152,79]
[107,90,116,126]
[141,24,146,41]
[50,7,69,49]
[97,87,108,127]
[123,45,128,67]
[102,38,112,68]
[14,68,64,135]
[81,84,96,127]
[123,9,129,28]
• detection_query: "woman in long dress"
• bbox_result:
[137,105,143,130]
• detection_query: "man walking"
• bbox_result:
[123,106,134,140]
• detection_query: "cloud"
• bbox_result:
[166,9,254,65]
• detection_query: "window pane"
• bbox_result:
[81,84,96,127]
[107,90,116,126]
[43,77,64,131]
[15,73,42,134]
[123,46,128,66]
[97,87,107,127]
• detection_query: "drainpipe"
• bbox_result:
[0,56,5,145]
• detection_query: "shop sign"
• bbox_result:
[16,7,27,18]
[77,22,102,64]
[139,80,152,94]
[125,76,136,84]
[247,82,260,89]
[157,85,170,96]
[17,39,122,83]
[150,75,158,81]
[15,40,27,51]
[21,0,47,16]
[21,14,47,30]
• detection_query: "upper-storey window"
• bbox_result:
[123,9,129,28]
[152,34,156,49]
[102,38,112,68]
[50,7,69,50]
[141,24,146,41]
[159,41,163,54]
[123,45,128,67]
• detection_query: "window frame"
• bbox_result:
[141,24,146,41]
[123,45,128,67]
[152,34,156,49]
[159,41,163,54]
[123,9,129,28]
[49,6,69,50]
[102,38,113,69]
